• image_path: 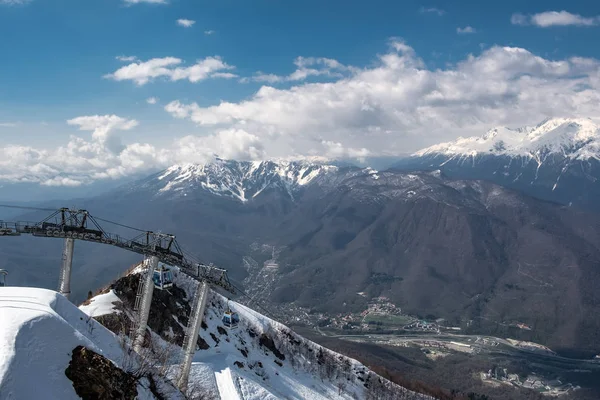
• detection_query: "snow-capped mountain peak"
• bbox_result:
[153,159,339,202]
[414,117,600,161]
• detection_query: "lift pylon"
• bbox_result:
[177,280,210,391]
[58,238,75,299]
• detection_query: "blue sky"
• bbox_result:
[0,0,599,186]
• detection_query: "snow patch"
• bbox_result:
[79,289,122,317]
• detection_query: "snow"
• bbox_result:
[161,271,433,400]
[79,289,121,317]
[0,287,184,400]
[0,287,124,399]
[414,117,600,161]
[215,367,243,400]
[152,159,340,202]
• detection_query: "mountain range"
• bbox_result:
[394,118,600,212]
[2,117,600,357]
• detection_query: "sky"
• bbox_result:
[1,0,600,187]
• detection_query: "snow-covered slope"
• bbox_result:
[395,118,600,211]
[82,267,433,400]
[414,117,600,161]
[135,158,339,202]
[0,287,184,400]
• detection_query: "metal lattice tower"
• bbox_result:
[132,255,158,353]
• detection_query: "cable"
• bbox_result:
[93,216,147,233]
[0,204,56,212]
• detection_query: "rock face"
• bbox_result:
[65,346,138,400]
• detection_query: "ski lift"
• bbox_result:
[222,301,240,329]
[0,269,7,287]
[152,264,173,290]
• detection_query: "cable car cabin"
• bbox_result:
[222,310,240,329]
[152,267,173,290]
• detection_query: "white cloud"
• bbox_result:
[0,0,31,5]
[177,19,195,28]
[204,30,215,35]
[322,141,370,162]
[512,11,600,27]
[419,7,444,16]
[165,39,600,158]
[457,26,476,34]
[105,56,235,85]
[3,40,600,186]
[510,13,529,26]
[242,57,352,83]
[116,55,137,62]
[0,123,265,186]
[124,0,167,4]
[146,97,159,104]
[67,115,138,154]
[0,122,18,127]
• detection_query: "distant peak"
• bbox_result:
[152,158,340,202]
[413,117,600,161]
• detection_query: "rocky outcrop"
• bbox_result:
[65,346,138,400]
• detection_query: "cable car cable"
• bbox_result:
[92,216,147,233]
[0,204,57,212]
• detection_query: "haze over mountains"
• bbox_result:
[4,119,600,356]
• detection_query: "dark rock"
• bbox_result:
[217,326,228,336]
[65,345,137,400]
[258,334,285,360]
[196,336,210,350]
[234,361,244,369]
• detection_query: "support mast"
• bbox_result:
[133,255,158,353]
[177,280,209,391]
[58,238,75,299]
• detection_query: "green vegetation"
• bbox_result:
[364,313,415,327]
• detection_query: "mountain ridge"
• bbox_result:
[413,117,600,161]
[394,117,600,212]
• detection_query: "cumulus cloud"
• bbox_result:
[165,39,600,158]
[146,97,159,104]
[66,115,138,154]
[204,30,215,35]
[105,56,235,85]
[419,7,444,16]
[0,125,265,186]
[4,40,600,186]
[512,11,600,27]
[177,19,195,28]
[457,26,476,34]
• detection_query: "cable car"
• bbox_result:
[222,309,240,329]
[0,269,7,287]
[152,265,173,290]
